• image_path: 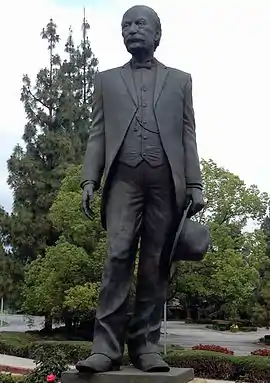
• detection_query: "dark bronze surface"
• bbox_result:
[79,5,204,373]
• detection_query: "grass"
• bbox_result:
[0,330,76,353]
[0,332,38,349]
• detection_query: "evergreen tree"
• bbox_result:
[262,215,270,258]
[2,14,98,263]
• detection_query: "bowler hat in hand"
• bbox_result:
[170,201,211,263]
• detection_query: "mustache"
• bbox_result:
[126,36,145,43]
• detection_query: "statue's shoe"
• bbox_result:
[131,353,170,372]
[76,354,120,373]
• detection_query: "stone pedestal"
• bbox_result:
[61,367,194,383]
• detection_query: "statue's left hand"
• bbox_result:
[186,187,205,217]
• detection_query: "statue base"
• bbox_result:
[61,367,194,383]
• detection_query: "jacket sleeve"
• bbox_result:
[81,73,105,190]
[182,74,203,189]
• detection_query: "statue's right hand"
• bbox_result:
[82,182,95,220]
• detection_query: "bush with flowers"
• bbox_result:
[192,344,234,355]
[2,343,270,382]
[46,374,57,383]
[251,348,270,357]
[23,347,68,383]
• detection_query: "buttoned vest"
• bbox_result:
[118,63,165,167]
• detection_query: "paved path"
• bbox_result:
[0,354,35,369]
[0,314,44,332]
[0,315,268,355]
[160,321,268,355]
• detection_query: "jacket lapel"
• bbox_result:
[120,60,169,108]
[120,62,138,107]
[154,61,169,106]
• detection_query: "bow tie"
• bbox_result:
[132,60,154,69]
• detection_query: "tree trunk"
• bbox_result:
[44,315,53,332]
[64,316,74,335]
[186,304,192,322]
[0,296,4,327]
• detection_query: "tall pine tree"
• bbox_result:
[2,13,98,263]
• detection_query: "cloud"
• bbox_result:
[1,0,270,213]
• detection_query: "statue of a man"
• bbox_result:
[76,5,204,374]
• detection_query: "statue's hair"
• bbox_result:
[123,5,162,51]
[152,9,162,50]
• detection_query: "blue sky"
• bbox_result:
[1,0,270,223]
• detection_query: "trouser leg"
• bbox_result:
[127,162,176,357]
[91,164,144,362]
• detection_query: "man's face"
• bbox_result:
[121,6,160,55]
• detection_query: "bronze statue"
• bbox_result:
[76,5,204,374]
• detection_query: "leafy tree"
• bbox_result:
[49,164,104,257]
[173,159,269,321]
[64,282,100,322]
[3,14,98,264]
[49,164,106,280]
[261,216,270,257]
[49,160,269,323]
[198,159,268,226]
[22,164,105,329]
[0,248,23,314]
[22,238,100,330]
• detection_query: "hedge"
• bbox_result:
[1,335,270,382]
[3,349,270,382]
[165,350,270,382]
[0,374,23,383]
[0,339,93,363]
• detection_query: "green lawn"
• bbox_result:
[0,332,38,349]
[0,330,77,352]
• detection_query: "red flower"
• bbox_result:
[192,344,234,355]
[47,373,56,382]
[251,349,270,356]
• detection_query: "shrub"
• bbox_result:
[212,323,228,331]
[2,333,270,382]
[0,341,29,357]
[230,324,239,333]
[210,320,257,333]
[241,326,257,332]
[0,374,23,383]
[165,351,234,380]
[24,347,69,383]
[192,344,234,355]
[194,319,214,325]
[0,332,35,357]
[0,332,92,364]
[164,351,270,382]
[259,335,270,345]
[262,334,270,344]
[28,341,92,364]
[232,354,270,382]
[251,349,270,356]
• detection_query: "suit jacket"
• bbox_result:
[82,60,202,229]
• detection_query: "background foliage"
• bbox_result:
[0,14,270,334]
